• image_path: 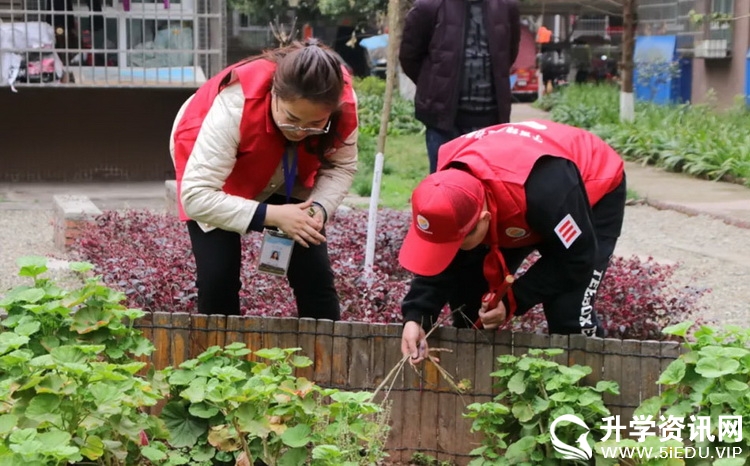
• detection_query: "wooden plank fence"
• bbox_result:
[135,312,682,465]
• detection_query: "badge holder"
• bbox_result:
[257,230,295,276]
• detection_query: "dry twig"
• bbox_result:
[371,307,472,406]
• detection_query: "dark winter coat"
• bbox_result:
[399,0,521,131]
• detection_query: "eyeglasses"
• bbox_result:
[273,94,331,135]
[275,119,331,135]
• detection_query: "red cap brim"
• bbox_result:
[398,221,464,277]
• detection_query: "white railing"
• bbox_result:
[0,0,224,90]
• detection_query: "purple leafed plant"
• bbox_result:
[72,209,705,340]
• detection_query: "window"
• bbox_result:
[708,0,733,42]
[231,8,274,48]
[0,0,223,89]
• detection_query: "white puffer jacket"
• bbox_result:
[170,82,358,234]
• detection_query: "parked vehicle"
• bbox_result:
[511,23,539,101]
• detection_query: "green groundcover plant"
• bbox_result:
[0,256,166,465]
[464,348,619,465]
[155,345,389,466]
[539,84,750,185]
[624,322,750,466]
[0,257,390,466]
[467,322,750,466]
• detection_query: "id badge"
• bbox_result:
[258,229,295,276]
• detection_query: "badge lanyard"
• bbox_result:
[258,144,298,277]
[281,145,298,203]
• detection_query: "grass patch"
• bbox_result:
[545,84,750,185]
[353,133,428,210]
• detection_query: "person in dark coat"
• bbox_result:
[399,0,521,173]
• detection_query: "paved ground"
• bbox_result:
[1,103,748,326]
[3,103,749,227]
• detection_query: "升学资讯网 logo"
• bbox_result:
[550,414,593,461]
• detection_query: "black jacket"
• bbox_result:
[399,0,521,131]
[401,157,627,330]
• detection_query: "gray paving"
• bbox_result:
[1,103,748,229]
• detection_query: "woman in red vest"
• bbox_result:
[170,39,358,319]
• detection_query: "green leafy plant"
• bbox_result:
[159,344,389,465]
[353,77,424,138]
[0,256,168,465]
[546,84,750,185]
[411,451,457,466]
[548,83,621,130]
[464,348,619,465]
[687,10,735,27]
[632,322,750,466]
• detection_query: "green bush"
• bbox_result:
[627,322,750,466]
[548,83,621,129]
[352,76,386,96]
[0,258,390,466]
[158,345,390,465]
[545,85,750,185]
[464,348,618,465]
[353,77,424,137]
[0,257,167,466]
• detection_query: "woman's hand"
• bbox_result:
[308,204,326,232]
[265,199,325,247]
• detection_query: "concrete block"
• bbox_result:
[165,180,178,216]
[53,194,102,251]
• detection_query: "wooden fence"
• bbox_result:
[135,312,682,465]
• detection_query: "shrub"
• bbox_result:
[0,257,167,465]
[156,344,389,465]
[0,258,389,466]
[548,83,621,130]
[72,209,410,323]
[72,210,704,340]
[353,76,423,137]
[630,322,750,465]
[464,348,618,465]
[545,84,750,185]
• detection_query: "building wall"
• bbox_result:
[691,0,750,107]
[0,87,194,181]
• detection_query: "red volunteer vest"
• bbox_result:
[172,59,358,220]
[436,120,624,301]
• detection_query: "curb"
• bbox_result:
[641,199,750,230]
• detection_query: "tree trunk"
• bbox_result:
[620,0,636,122]
[365,0,409,278]
[376,0,407,153]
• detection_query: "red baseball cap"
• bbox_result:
[399,169,485,276]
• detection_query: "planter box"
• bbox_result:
[135,312,682,465]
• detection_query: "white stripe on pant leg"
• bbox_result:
[580,268,604,336]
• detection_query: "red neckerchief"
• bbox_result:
[482,190,518,321]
